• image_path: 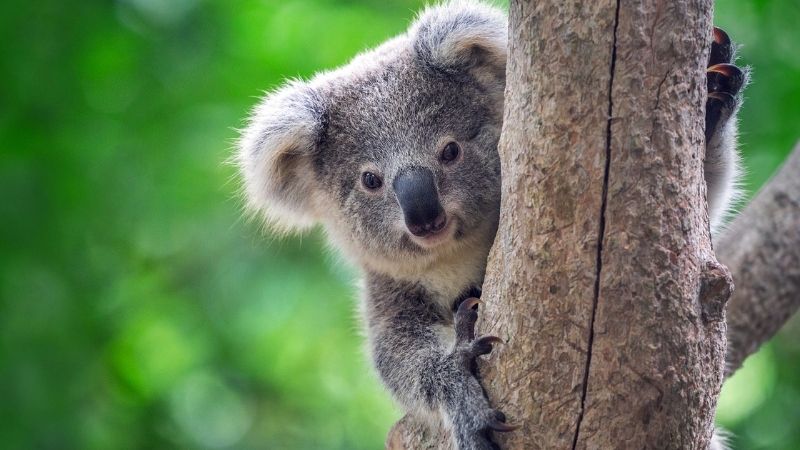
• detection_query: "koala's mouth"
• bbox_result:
[408,216,456,249]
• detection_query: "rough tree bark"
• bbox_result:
[481,0,727,448]
[388,2,799,450]
[721,143,800,376]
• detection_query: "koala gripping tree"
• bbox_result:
[387,0,800,447]
[389,0,735,447]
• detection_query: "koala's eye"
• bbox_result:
[361,172,383,190]
[440,142,461,165]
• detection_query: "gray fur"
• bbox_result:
[236,1,743,448]
[706,50,749,234]
[238,80,329,232]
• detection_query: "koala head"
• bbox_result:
[237,1,507,275]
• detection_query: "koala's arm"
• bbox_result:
[705,27,749,233]
[365,278,513,450]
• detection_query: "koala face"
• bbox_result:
[237,1,507,274]
[316,56,503,268]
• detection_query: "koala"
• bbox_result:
[236,1,747,449]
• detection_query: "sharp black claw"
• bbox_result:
[472,335,504,356]
[707,63,743,79]
[707,63,745,96]
[458,297,482,313]
[709,26,733,66]
[713,27,730,46]
[455,297,482,342]
[488,420,521,433]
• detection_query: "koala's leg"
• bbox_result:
[370,297,515,450]
[705,27,748,230]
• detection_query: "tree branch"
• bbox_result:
[720,142,800,376]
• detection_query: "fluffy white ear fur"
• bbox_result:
[410,0,507,75]
[236,80,326,233]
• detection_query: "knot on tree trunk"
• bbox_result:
[699,260,734,324]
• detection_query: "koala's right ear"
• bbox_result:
[411,1,507,79]
[236,81,327,232]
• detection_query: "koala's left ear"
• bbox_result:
[411,1,507,78]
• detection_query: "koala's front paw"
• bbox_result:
[706,27,747,143]
[447,298,518,450]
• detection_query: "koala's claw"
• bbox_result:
[471,335,504,357]
[454,298,504,358]
[710,27,732,66]
[705,27,746,144]
[488,420,520,433]
[455,297,482,342]
[488,410,521,433]
[707,63,745,94]
[457,297,483,312]
[713,26,730,44]
[450,296,518,446]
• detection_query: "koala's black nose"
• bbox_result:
[393,167,447,237]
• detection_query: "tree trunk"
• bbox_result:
[388,0,746,448]
[480,0,726,448]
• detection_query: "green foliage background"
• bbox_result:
[1,0,798,448]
